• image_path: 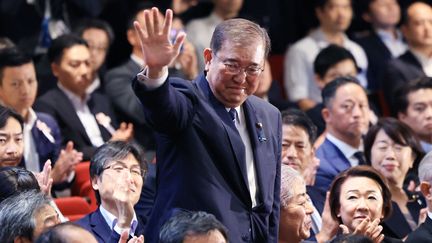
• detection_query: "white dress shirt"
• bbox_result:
[411,49,432,77]
[99,205,138,236]
[23,109,40,172]
[376,29,407,58]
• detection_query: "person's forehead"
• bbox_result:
[407,88,432,104]
[61,45,90,61]
[334,83,366,100]
[282,125,309,140]
[108,153,140,166]
[218,41,265,63]
[2,63,36,81]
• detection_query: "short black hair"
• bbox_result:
[47,34,88,64]
[35,222,91,243]
[314,0,351,9]
[321,76,363,108]
[74,18,115,46]
[0,47,33,84]
[159,210,228,243]
[281,108,317,144]
[0,104,24,131]
[314,44,359,78]
[392,77,432,116]
[0,166,40,203]
[0,37,15,50]
[90,141,147,204]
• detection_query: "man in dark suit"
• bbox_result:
[382,2,432,107]
[76,141,145,243]
[315,77,370,192]
[34,34,133,160]
[405,152,432,242]
[133,8,281,243]
[0,47,82,185]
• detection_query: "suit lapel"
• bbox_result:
[90,209,112,241]
[87,94,112,141]
[324,138,351,173]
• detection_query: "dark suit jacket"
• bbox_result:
[315,138,351,191]
[104,58,156,150]
[354,31,395,92]
[77,208,145,243]
[382,50,426,111]
[405,215,432,242]
[132,74,282,243]
[34,87,117,160]
[20,112,61,170]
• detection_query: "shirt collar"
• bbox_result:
[311,28,349,49]
[24,108,37,129]
[326,133,362,160]
[410,48,432,66]
[375,28,403,42]
[86,76,100,95]
[428,210,432,221]
[99,205,138,235]
[130,54,145,67]
[57,82,90,106]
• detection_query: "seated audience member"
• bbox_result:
[74,18,115,94]
[364,117,425,239]
[329,166,395,242]
[382,2,432,106]
[76,141,146,242]
[0,190,60,242]
[186,0,243,72]
[315,77,370,191]
[405,151,432,242]
[308,44,360,136]
[35,222,100,243]
[0,48,82,185]
[355,0,406,94]
[393,77,432,152]
[0,166,40,202]
[34,34,133,160]
[279,165,314,243]
[284,0,368,111]
[159,210,228,243]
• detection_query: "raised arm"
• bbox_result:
[133,7,186,79]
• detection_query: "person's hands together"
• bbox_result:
[133,7,186,78]
[51,141,82,183]
[340,217,384,243]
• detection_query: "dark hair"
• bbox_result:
[210,18,271,59]
[74,18,115,46]
[330,234,373,243]
[314,0,352,9]
[0,104,24,130]
[35,222,93,243]
[0,166,40,203]
[126,2,158,30]
[321,76,363,108]
[159,210,228,243]
[47,34,88,64]
[0,47,33,84]
[314,44,359,78]
[0,190,51,242]
[329,166,392,223]
[364,117,424,179]
[392,77,432,116]
[0,37,15,50]
[281,108,317,144]
[90,141,147,204]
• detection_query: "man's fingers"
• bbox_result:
[173,32,186,54]
[339,224,350,234]
[162,9,173,37]
[118,230,129,243]
[144,9,154,36]
[153,7,161,35]
[134,21,148,42]
[65,141,74,152]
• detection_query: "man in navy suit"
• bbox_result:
[77,141,146,243]
[315,77,370,191]
[132,8,281,243]
[0,47,82,185]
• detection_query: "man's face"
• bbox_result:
[33,204,60,239]
[0,63,38,116]
[398,88,432,142]
[364,0,400,29]
[315,59,358,90]
[82,28,109,73]
[402,2,432,49]
[204,40,265,108]
[281,125,314,174]
[0,117,23,167]
[323,83,370,142]
[279,181,313,242]
[316,0,353,33]
[51,44,92,97]
[92,153,144,209]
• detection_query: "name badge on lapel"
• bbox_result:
[255,122,267,142]
[95,112,116,135]
[36,120,55,144]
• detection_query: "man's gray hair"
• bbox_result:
[0,190,51,243]
[280,165,305,208]
[419,151,432,183]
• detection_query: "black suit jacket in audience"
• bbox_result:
[382,50,426,110]
[34,87,117,160]
[405,215,432,242]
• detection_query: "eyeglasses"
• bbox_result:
[214,54,264,77]
[102,162,147,178]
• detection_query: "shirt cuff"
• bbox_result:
[137,66,169,90]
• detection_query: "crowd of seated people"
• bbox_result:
[2,0,432,242]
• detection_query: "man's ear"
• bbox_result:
[51,62,59,78]
[420,181,432,199]
[203,48,213,71]
[322,107,330,123]
[14,236,31,243]
[397,111,407,122]
[91,177,99,191]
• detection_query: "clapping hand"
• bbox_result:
[133,7,186,78]
[34,160,54,196]
[51,141,82,183]
[339,217,384,243]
